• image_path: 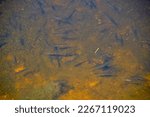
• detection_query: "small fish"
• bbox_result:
[51,4,60,11]
[23,71,34,77]
[0,0,5,4]
[19,38,25,46]
[104,0,121,13]
[115,33,124,46]
[0,33,10,38]
[101,65,112,71]
[0,12,2,16]
[54,10,76,25]
[100,28,108,33]
[61,36,77,41]
[54,29,76,37]
[56,57,61,67]
[125,76,147,85]
[74,61,86,67]
[81,0,97,9]
[99,74,114,77]
[37,0,45,15]
[132,26,139,40]
[93,62,110,70]
[49,53,77,57]
[54,46,73,50]
[0,42,7,48]
[104,13,118,26]
[103,55,112,63]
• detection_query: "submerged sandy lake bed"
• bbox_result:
[0,0,150,99]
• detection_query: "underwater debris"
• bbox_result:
[95,48,99,54]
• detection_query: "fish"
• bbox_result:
[54,10,76,25]
[48,53,77,57]
[115,33,124,46]
[52,46,62,67]
[101,65,112,71]
[19,38,25,46]
[0,33,10,39]
[37,0,46,15]
[81,0,97,9]
[99,74,114,77]
[48,53,78,67]
[54,29,76,38]
[104,13,118,26]
[0,42,7,48]
[56,57,61,67]
[0,12,2,16]
[54,46,73,50]
[100,28,108,33]
[0,0,5,4]
[132,26,140,40]
[74,61,86,67]
[125,76,147,85]
[93,62,110,70]
[104,0,121,13]
[9,13,22,31]
[103,55,113,63]
[61,36,77,41]
[51,4,60,11]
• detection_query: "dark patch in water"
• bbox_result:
[52,80,73,99]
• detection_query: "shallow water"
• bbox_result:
[0,0,150,100]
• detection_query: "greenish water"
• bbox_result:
[0,0,150,99]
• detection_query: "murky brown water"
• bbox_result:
[0,0,150,100]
